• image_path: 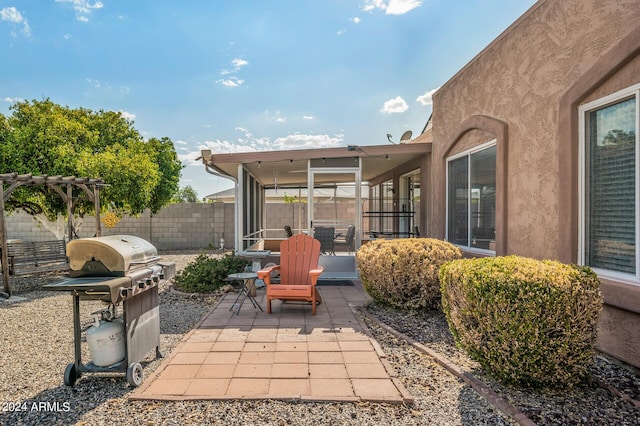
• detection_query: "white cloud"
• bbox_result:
[362,0,422,15]
[387,0,422,15]
[270,111,286,123]
[178,150,205,166]
[189,139,260,163]
[1,7,31,37]
[381,96,409,114]
[273,133,343,150]
[4,97,23,103]
[350,17,361,24]
[235,126,251,137]
[56,0,104,22]
[176,140,247,167]
[0,7,21,23]
[303,115,314,120]
[336,29,346,36]
[218,57,248,86]
[119,110,135,121]
[181,128,344,166]
[86,77,102,88]
[362,0,385,12]
[416,87,439,106]
[217,77,245,87]
[231,58,248,69]
[234,126,271,149]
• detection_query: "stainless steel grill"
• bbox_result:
[43,235,174,387]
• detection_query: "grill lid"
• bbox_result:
[67,235,159,276]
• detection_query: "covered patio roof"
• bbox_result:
[200,142,431,254]
[201,143,431,187]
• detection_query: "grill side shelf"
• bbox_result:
[43,276,131,304]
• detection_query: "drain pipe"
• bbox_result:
[200,150,240,252]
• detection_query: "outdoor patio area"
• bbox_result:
[131,280,413,403]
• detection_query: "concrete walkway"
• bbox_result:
[131,281,413,404]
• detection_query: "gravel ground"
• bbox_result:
[366,305,640,426]
[0,250,638,425]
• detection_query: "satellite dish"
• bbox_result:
[400,130,413,142]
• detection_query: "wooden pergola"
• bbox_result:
[0,173,104,297]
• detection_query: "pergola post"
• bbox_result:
[66,183,74,241]
[0,184,10,297]
[94,184,101,237]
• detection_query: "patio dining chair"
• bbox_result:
[313,226,335,255]
[257,234,324,315]
[284,225,293,237]
[334,225,355,254]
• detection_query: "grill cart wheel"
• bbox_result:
[64,363,78,387]
[126,362,144,387]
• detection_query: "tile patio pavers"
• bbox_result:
[130,281,413,404]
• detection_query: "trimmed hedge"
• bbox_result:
[356,238,462,310]
[440,255,603,388]
[173,253,249,293]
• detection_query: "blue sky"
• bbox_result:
[0,0,535,199]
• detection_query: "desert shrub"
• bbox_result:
[173,253,249,293]
[355,238,462,310]
[440,255,603,388]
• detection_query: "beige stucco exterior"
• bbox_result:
[198,0,640,368]
[429,0,640,367]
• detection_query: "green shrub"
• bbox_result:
[355,238,462,310]
[173,253,249,293]
[440,255,603,388]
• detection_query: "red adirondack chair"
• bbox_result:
[257,234,324,315]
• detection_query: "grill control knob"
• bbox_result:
[138,281,145,289]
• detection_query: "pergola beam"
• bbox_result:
[0,173,104,297]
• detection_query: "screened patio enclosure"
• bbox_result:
[200,143,431,258]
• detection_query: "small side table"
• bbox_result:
[227,272,264,315]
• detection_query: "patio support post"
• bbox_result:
[355,157,362,249]
[307,160,313,234]
[236,163,244,252]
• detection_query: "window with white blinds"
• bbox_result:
[580,85,639,283]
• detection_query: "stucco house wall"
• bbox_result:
[430,0,640,367]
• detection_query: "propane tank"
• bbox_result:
[86,316,126,367]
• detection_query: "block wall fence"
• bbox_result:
[4,203,234,250]
[3,199,359,250]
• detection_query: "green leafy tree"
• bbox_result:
[602,129,635,146]
[0,98,183,225]
[172,185,199,203]
[146,137,183,211]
